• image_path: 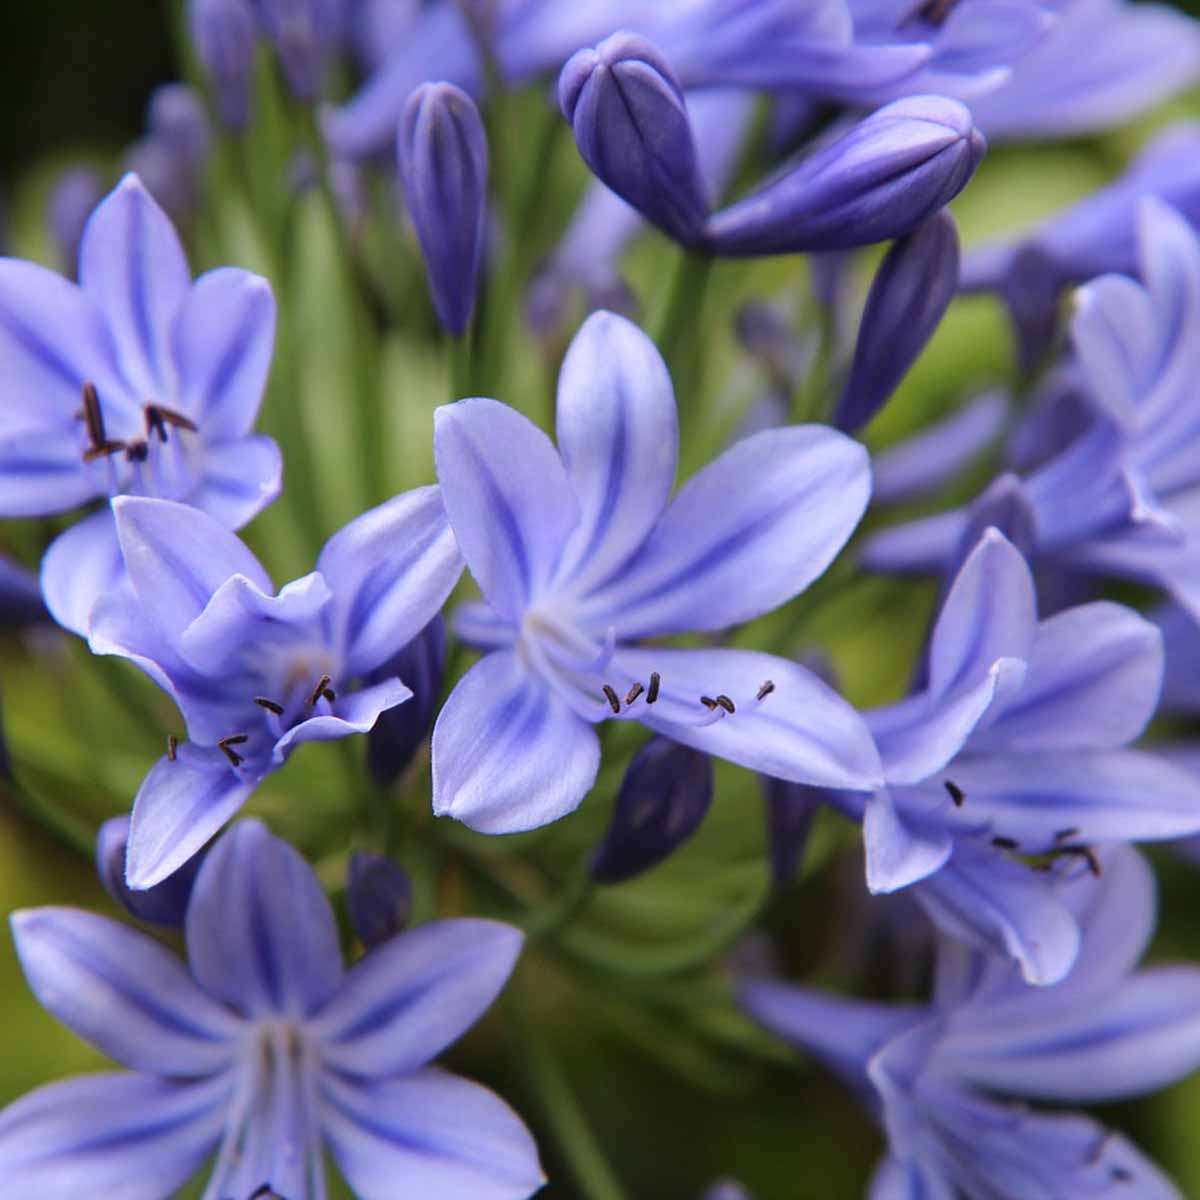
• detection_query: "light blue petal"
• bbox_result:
[0,257,121,434]
[112,495,272,648]
[10,908,239,1074]
[171,266,276,440]
[189,434,282,530]
[271,678,412,761]
[614,646,883,791]
[431,649,601,833]
[312,918,523,1077]
[913,840,1080,985]
[553,311,678,595]
[0,1072,227,1200]
[927,528,1036,700]
[980,601,1163,750]
[864,789,953,893]
[126,745,259,890]
[434,398,579,618]
[322,1070,545,1200]
[78,174,191,399]
[185,819,343,1019]
[586,425,869,636]
[316,485,463,677]
[0,428,95,517]
[1071,273,1154,431]
[859,508,966,575]
[41,509,124,637]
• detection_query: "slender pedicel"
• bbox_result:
[217,733,248,767]
[166,734,178,761]
[944,780,965,807]
[624,681,644,706]
[254,696,285,715]
[602,684,621,714]
[647,672,661,704]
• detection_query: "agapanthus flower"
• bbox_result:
[0,818,544,1200]
[824,528,1200,982]
[0,173,281,636]
[88,490,461,888]
[742,845,1200,1198]
[865,200,1200,620]
[431,310,881,833]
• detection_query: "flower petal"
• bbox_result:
[434,398,579,618]
[614,646,883,791]
[171,266,276,439]
[316,485,463,677]
[587,425,870,636]
[271,678,412,761]
[0,428,95,517]
[431,649,601,833]
[78,175,191,398]
[864,789,953,893]
[10,908,238,1074]
[40,509,124,637]
[0,1072,227,1200]
[313,918,523,1077]
[112,495,272,648]
[185,818,343,1019]
[553,311,678,595]
[189,433,282,530]
[913,840,1080,986]
[125,745,259,890]
[982,601,1163,750]
[323,1070,545,1200]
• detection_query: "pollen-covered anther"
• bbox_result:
[82,439,128,462]
[991,835,1018,850]
[254,696,285,715]
[144,403,199,443]
[307,674,334,707]
[1058,843,1102,876]
[715,694,735,714]
[647,671,661,704]
[624,681,644,706]
[166,734,178,761]
[602,684,621,714]
[944,779,965,807]
[700,695,719,711]
[756,680,775,702]
[217,733,249,767]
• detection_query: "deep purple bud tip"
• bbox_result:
[347,850,413,947]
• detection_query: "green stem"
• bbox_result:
[447,330,474,403]
[523,866,595,941]
[509,983,628,1200]
[7,768,95,860]
[654,247,714,437]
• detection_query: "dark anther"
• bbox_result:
[647,672,661,704]
[991,836,1018,850]
[715,694,735,714]
[944,780,965,807]
[254,696,285,715]
[307,674,333,707]
[166,734,178,762]
[624,682,644,706]
[908,0,959,25]
[144,403,198,443]
[322,686,337,702]
[80,381,106,448]
[83,439,127,462]
[1059,844,1102,876]
[1110,1166,1133,1183]
[217,733,249,767]
[602,684,621,714]
[756,680,775,701]
[700,695,718,711]
[124,438,149,463]
[249,1186,284,1200]
[1054,826,1080,842]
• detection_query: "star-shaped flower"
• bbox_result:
[431,310,881,833]
[1,819,544,1200]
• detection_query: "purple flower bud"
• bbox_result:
[590,737,713,884]
[706,96,985,256]
[147,84,212,176]
[346,849,412,947]
[559,32,708,247]
[834,211,960,433]
[255,0,346,102]
[47,166,103,277]
[189,0,257,130]
[762,777,822,885]
[95,815,203,926]
[702,1182,753,1200]
[950,474,1038,579]
[366,615,446,786]
[397,83,489,335]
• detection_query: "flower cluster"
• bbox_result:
[2,2,1200,1197]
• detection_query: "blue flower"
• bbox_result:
[866,200,1200,621]
[0,819,544,1200]
[0,173,281,636]
[430,310,881,833]
[742,845,1200,1199]
[88,491,462,888]
[839,529,1200,982]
